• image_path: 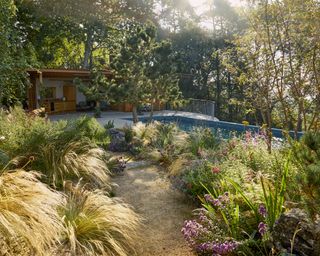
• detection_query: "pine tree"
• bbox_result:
[293,132,320,220]
[74,68,116,117]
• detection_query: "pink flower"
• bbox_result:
[211,167,220,174]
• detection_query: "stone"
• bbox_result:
[272,208,320,256]
[108,128,128,152]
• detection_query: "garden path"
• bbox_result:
[112,162,196,256]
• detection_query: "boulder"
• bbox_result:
[108,129,127,152]
[272,208,320,256]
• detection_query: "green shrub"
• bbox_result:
[187,127,220,155]
[61,116,109,148]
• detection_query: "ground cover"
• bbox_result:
[1,107,320,256]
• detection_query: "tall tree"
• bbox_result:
[0,0,31,106]
[146,40,182,118]
[238,0,320,135]
[111,22,156,123]
[25,0,123,69]
[74,68,116,117]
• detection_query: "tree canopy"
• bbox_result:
[1,0,319,131]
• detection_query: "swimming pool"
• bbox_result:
[124,115,304,139]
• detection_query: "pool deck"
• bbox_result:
[49,110,218,128]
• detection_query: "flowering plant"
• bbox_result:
[182,208,239,255]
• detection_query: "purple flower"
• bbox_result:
[181,220,208,246]
[258,222,268,236]
[196,240,239,255]
[258,204,267,218]
[204,194,214,203]
[204,193,230,207]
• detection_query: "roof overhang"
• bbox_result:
[27,68,112,79]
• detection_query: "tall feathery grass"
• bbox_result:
[58,183,141,256]
[0,170,63,255]
[36,140,111,189]
[0,107,142,255]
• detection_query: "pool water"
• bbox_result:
[124,116,304,139]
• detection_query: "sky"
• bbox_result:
[188,0,246,30]
[188,0,246,7]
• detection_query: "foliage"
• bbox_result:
[0,108,109,157]
[237,0,320,132]
[0,170,63,255]
[146,40,182,118]
[58,183,141,256]
[62,116,110,147]
[187,128,220,156]
[0,108,143,255]
[149,122,187,165]
[35,140,110,189]
[111,21,156,122]
[0,0,31,106]
[74,68,117,117]
[0,108,110,188]
[104,120,115,130]
[174,129,300,255]
[293,132,320,220]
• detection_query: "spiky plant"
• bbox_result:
[149,122,187,165]
[0,170,63,255]
[132,122,157,146]
[187,128,219,155]
[36,140,111,189]
[58,183,141,256]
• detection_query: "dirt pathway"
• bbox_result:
[113,162,196,256]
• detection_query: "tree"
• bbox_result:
[147,40,182,118]
[74,69,116,117]
[156,0,198,33]
[111,22,156,123]
[238,0,320,136]
[25,0,123,69]
[0,0,31,106]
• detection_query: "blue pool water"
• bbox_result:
[124,115,304,139]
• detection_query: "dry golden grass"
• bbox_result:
[132,122,157,146]
[58,183,141,256]
[168,155,191,176]
[0,170,63,255]
[39,141,111,189]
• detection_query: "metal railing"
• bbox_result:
[168,98,215,118]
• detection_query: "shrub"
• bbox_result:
[0,170,63,255]
[60,116,109,148]
[0,107,55,158]
[0,109,110,160]
[181,160,222,197]
[58,183,141,256]
[148,122,187,165]
[132,122,157,147]
[187,128,220,156]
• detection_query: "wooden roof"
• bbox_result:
[27,68,112,78]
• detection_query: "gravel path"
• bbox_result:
[113,163,196,256]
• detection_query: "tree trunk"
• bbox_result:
[149,101,154,121]
[215,53,221,119]
[83,26,94,69]
[95,101,101,118]
[227,72,232,120]
[266,109,272,153]
[132,105,138,123]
